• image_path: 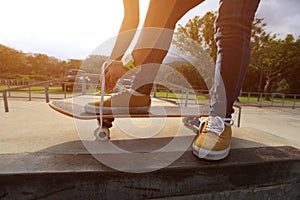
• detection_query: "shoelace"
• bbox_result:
[98,61,107,131]
[98,61,141,129]
[200,116,234,136]
[111,88,146,98]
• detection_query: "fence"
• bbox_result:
[1,79,299,114]
[152,84,299,109]
[1,79,56,112]
[0,78,100,112]
[0,79,33,86]
[238,92,299,109]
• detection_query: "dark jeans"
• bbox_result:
[210,0,261,118]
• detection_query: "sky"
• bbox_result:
[0,0,299,60]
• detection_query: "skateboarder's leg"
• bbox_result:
[130,0,204,95]
[193,0,261,160]
[86,0,204,114]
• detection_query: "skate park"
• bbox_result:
[0,92,299,199]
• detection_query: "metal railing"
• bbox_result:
[1,79,298,128]
[152,85,299,109]
[0,77,103,112]
[0,79,60,112]
[152,84,242,127]
[239,92,299,109]
[0,79,33,87]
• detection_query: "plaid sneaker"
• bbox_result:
[84,89,151,114]
[192,116,234,160]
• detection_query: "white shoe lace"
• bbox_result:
[110,88,149,99]
[200,116,234,136]
[98,61,107,131]
[98,61,144,127]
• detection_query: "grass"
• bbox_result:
[153,91,209,101]
[0,85,99,95]
[0,86,63,94]
[238,96,300,103]
[154,91,299,103]
[0,86,9,90]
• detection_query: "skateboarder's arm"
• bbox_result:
[109,0,139,60]
[101,0,139,93]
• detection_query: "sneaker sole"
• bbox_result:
[192,143,230,161]
[84,104,150,115]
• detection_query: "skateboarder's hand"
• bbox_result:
[102,60,132,93]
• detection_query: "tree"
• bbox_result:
[173,64,208,91]
[0,44,28,74]
[0,44,70,80]
[246,18,275,94]
[251,33,300,98]
[173,12,217,62]
[285,36,300,93]
[81,55,107,74]
[172,12,217,90]
[63,59,82,75]
[173,13,300,96]
[25,53,63,79]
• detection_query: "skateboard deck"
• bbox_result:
[49,96,208,140]
[49,96,209,120]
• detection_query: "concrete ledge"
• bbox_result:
[0,143,299,199]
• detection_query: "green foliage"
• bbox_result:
[81,55,107,74]
[250,33,300,94]
[173,64,208,91]
[155,59,209,91]
[174,12,217,62]
[0,44,110,81]
[173,13,300,94]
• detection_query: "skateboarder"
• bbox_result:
[85,0,261,160]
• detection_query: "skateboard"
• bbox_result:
[49,96,208,140]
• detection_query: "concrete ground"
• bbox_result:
[0,97,299,154]
[1,97,299,199]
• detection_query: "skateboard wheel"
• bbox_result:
[94,127,110,141]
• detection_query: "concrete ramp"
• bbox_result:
[1,100,299,199]
[0,137,299,199]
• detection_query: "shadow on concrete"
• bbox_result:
[0,135,294,173]
[34,135,269,153]
[1,136,299,200]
